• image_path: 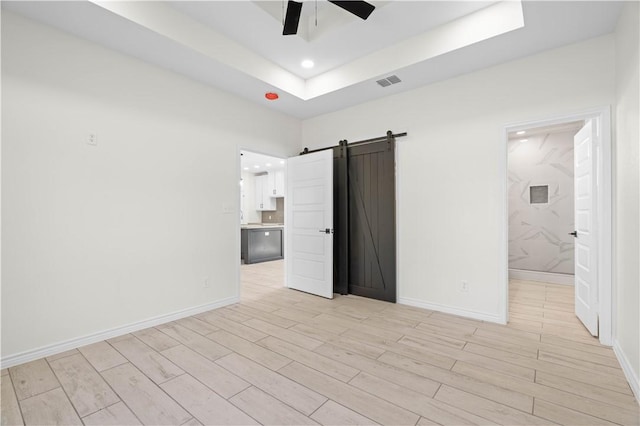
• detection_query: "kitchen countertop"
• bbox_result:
[241,223,284,230]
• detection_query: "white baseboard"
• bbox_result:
[398,297,505,324]
[1,296,239,369]
[509,269,574,285]
[613,340,640,403]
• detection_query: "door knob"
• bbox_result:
[318,228,332,234]
[569,231,578,237]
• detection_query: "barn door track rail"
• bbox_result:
[299,130,407,155]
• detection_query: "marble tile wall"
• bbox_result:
[508,130,576,274]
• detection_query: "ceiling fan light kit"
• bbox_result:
[283,0,375,36]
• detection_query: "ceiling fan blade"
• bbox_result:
[327,0,375,20]
[283,0,303,35]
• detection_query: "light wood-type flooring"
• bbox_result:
[2,260,638,425]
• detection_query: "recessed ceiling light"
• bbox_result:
[301,59,314,69]
[266,163,272,167]
[280,160,285,165]
[253,165,260,169]
[520,139,528,143]
[243,167,249,171]
[517,130,526,135]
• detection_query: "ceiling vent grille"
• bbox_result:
[376,75,402,87]
[386,75,401,84]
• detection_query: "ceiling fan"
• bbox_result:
[283,0,375,35]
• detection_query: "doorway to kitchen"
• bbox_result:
[239,150,287,300]
[503,107,612,346]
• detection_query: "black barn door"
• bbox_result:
[347,139,396,302]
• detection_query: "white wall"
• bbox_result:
[614,1,640,398]
[508,131,575,275]
[302,36,615,322]
[1,12,301,361]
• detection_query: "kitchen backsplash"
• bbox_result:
[262,198,284,223]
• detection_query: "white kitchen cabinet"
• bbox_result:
[255,174,276,211]
[264,171,285,198]
[240,181,246,224]
[263,170,285,198]
[267,172,276,197]
[274,170,285,197]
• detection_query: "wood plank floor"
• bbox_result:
[2,260,638,425]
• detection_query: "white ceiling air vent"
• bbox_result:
[386,75,401,84]
[376,75,402,87]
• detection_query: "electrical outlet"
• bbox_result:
[460,280,469,293]
[87,133,97,146]
[203,277,210,288]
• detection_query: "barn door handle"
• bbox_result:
[569,231,578,237]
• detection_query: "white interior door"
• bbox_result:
[574,120,598,336]
[285,150,333,299]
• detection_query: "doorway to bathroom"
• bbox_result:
[503,108,612,346]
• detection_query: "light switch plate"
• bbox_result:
[222,203,235,214]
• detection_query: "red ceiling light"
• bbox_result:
[265,92,279,101]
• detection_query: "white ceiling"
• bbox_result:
[508,121,585,141]
[3,1,624,119]
[241,151,286,174]
[168,1,497,79]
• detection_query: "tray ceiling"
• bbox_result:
[2,1,625,119]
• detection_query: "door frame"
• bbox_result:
[501,106,612,346]
[236,145,289,300]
